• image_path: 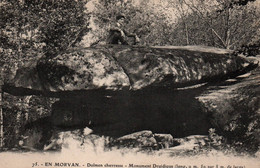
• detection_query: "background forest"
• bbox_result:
[0,0,259,151]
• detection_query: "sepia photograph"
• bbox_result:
[0,0,260,168]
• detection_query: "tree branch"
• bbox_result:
[211,28,227,48]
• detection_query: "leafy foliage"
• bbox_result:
[2,93,57,149]
[0,0,91,62]
[90,0,259,52]
[91,0,176,45]
[171,0,260,50]
[0,0,90,149]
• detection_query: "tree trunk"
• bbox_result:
[185,23,190,45]
[0,86,3,148]
[224,8,231,49]
[176,0,190,45]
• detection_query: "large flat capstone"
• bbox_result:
[2,45,257,96]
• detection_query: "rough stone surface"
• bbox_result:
[19,128,178,151]
[109,130,157,149]
[2,46,259,154]
[197,56,260,152]
[2,45,257,95]
[3,45,256,139]
[108,130,177,150]
[154,133,175,149]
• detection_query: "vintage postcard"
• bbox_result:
[0,0,259,168]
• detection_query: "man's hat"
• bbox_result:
[116,14,125,20]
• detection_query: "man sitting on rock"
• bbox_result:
[107,14,140,45]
